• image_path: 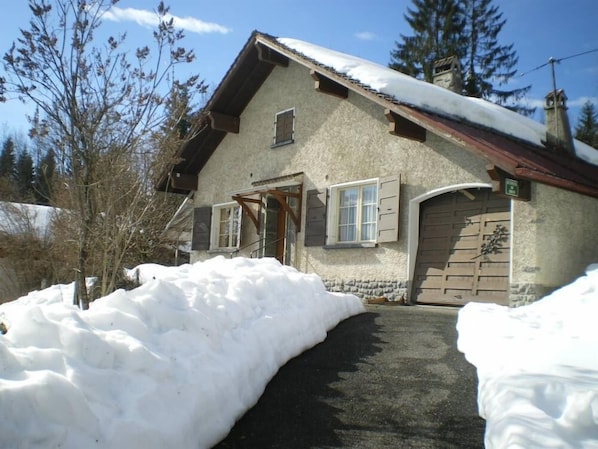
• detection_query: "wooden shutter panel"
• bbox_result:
[377,175,400,243]
[275,109,294,144]
[191,206,212,251]
[304,189,327,246]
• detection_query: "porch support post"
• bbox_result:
[267,187,302,232]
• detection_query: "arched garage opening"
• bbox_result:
[408,185,511,306]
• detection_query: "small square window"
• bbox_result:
[272,108,295,147]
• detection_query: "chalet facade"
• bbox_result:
[157,32,598,307]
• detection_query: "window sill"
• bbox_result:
[323,242,378,250]
[208,248,239,254]
[270,139,294,149]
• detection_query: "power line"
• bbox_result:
[517,47,598,78]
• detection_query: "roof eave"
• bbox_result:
[157,32,598,199]
[155,31,281,193]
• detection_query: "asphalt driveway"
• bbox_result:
[212,304,485,448]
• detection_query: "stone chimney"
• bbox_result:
[544,89,574,154]
[433,56,462,94]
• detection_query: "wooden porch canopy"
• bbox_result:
[231,173,304,232]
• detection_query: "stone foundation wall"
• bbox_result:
[509,283,555,307]
[323,279,408,303]
[323,279,555,307]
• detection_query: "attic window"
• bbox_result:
[272,108,295,148]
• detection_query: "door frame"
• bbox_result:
[406,183,512,302]
[260,195,287,263]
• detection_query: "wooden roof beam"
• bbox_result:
[256,43,289,67]
[208,111,240,134]
[487,165,531,201]
[384,109,426,142]
[310,70,348,99]
[170,173,197,191]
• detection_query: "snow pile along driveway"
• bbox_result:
[0,257,364,449]
[458,264,598,449]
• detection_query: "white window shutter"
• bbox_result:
[234,205,242,248]
[377,175,400,243]
[326,188,337,244]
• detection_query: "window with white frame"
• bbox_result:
[328,179,378,244]
[210,202,241,250]
[272,108,295,147]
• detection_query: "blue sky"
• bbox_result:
[0,0,596,138]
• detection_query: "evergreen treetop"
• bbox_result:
[15,149,34,200]
[390,0,534,116]
[0,137,16,179]
[574,101,598,149]
[390,0,466,82]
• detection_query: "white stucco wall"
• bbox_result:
[191,59,598,303]
[511,183,598,294]
[193,60,491,284]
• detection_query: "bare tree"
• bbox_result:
[0,0,205,308]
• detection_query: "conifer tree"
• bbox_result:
[574,101,598,149]
[0,137,17,200]
[0,137,16,179]
[389,0,466,82]
[34,148,56,205]
[15,149,34,200]
[390,0,533,115]
[461,0,533,115]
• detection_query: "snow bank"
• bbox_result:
[0,257,364,449]
[458,264,598,448]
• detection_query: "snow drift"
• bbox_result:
[458,264,598,449]
[0,256,364,449]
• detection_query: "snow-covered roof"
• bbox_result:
[0,202,56,238]
[276,37,598,166]
[157,31,598,198]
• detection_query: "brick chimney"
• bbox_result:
[544,89,574,154]
[433,56,462,94]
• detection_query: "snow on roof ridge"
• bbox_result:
[275,37,598,166]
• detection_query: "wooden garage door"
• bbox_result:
[413,189,510,306]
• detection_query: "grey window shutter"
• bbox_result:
[191,206,212,251]
[275,109,294,144]
[377,175,400,243]
[304,189,327,247]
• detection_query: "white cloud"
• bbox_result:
[568,95,598,107]
[527,97,546,109]
[524,95,598,111]
[103,6,231,35]
[528,95,598,110]
[355,31,377,41]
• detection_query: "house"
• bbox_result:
[157,31,598,307]
[162,195,193,265]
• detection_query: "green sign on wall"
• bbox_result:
[505,178,519,197]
